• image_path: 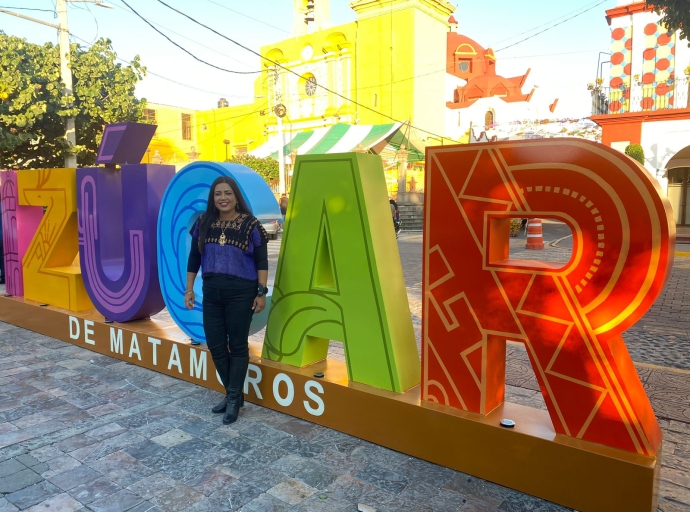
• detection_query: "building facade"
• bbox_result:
[590,0,690,224]
[143,0,545,177]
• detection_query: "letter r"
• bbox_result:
[423,140,673,456]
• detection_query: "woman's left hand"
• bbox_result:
[253,295,266,314]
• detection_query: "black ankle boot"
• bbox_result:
[222,356,249,425]
[212,395,229,414]
[210,355,231,414]
[222,397,242,425]
[212,393,243,414]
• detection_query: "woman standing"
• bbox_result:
[185,177,269,425]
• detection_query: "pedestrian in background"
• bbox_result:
[185,177,269,425]
[279,193,288,228]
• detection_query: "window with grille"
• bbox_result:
[181,113,192,140]
[143,109,157,123]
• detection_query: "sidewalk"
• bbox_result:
[1,321,689,511]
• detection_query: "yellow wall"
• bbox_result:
[194,101,267,162]
[352,0,453,136]
[143,102,198,166]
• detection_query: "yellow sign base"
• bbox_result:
[0,295,660,512]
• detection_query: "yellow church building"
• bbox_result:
[144,0,457,181]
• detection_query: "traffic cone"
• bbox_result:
[525,218,544,250]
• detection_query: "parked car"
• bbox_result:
[261,219,280,240]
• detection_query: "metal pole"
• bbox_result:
[274,67,285,195]
[57,0,77,168]
[277,116,286,195]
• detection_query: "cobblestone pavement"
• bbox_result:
[0,228,688,511]
[397,222,690,372]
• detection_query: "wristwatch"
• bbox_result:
[257,284,268,297]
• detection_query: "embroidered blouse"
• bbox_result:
[187,213,268,281]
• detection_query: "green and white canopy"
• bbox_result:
[250,122,424,162]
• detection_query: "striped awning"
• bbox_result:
[250,123,415,160]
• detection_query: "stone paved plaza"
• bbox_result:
[0,225,689,511]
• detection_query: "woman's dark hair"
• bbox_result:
[198,177,252,254]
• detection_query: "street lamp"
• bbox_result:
[0,0,113,168]
[425,136,444,146]
[223,139,230,161]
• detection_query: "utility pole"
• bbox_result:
[57,0,77,168]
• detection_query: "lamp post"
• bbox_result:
[223,139,230,161]
[0,0,113,168]
[396,144,410,203]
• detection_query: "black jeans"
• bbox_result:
[202,276,256,387]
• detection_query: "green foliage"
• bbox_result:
[646,0,690,44]
[228,154,279,182]
[0,33,146,168]
[625,144,646,165]
[509,218,522,236]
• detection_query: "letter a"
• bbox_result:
[263,153,419,393]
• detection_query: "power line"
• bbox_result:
[0,5,55,13]
[205,0,289,34]
[69,33,254,101]
[68,0,99,44]
[151,0,460,143]
[70,31,267,138]
[152,103,268,139]
[108,1,257,70]
[351,48,607,93]
[488,0,604,46]
[495,0,607,52]
[117,0,261,75]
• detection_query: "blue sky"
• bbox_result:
[2,0,617,118]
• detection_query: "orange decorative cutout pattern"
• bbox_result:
[18,169,93,311]
[423,140,674,456]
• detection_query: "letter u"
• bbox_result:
[77,165,174,322]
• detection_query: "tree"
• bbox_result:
[646,1,690,44]
[0,33,146,169]
[228,154,280,182]
[625,144,646,165]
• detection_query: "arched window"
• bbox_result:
[485,110,495,129]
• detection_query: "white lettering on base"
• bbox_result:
[304,380,325,416]
[68,316,80,340]
[245,364,263,399]
[273,373,294,407]
[109,328,123,355]
[84,320,95,346]
[129,333,141,361]
[190,348,207,381]
[147,337,161,366]
[168,344,182,374]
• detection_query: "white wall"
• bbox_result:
[641,118,690,191]
[444,96,535,140]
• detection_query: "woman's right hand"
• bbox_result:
[184,291,195,310]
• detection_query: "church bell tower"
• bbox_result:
[292,0,330,36]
